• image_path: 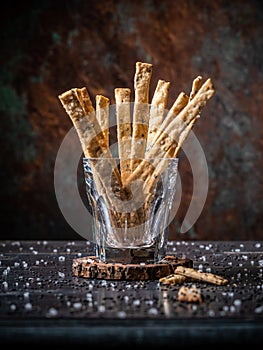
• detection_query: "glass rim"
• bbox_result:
[83,156,179,161]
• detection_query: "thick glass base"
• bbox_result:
[95,230,168,264]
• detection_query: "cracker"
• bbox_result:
[149,75,203,152]
[76,87,94,115]
[58,88,98,156]
[189,75,203,100]
[146,79,170,151]
[178,285,203,303]
[167,76,203,158]
[174,266,228,285]
[115,87,132,183]
[130,62,153,171]
[96,95,110,148]
[160,92,189,131]
[115,87,141,231]
[159,273,188,285]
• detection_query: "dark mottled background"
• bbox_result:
[0,0,262,241]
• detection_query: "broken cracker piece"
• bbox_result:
[159,273,188,285]
[174,266,228,286]
[178,285,203,303]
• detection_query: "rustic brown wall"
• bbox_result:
[0,0,262,241]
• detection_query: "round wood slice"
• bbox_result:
[72,255,193,281]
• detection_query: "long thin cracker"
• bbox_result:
[168,76,203,158]
[96,95,110,148]
[58,88,98,157]
[146,79,170,152]
[189,75,203,100]
[145,91,189,155]
[149,75,203,155]
[130,62,153,171]
[160,92,190,131]
[76,87,94,115]
[115,87,132,183]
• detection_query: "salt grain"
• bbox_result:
[148,307,158,315]
[255,305,263,314]
[98,305,105,312]
[24,303,32,311]
[58,272,65,278]
[133,299,140,306]
[73,302,82,310]
[23,292,30,299]
[47,307,58,317]
[10,304,16,311]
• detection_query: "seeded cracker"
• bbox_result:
[96,95,110,148]
[174,266,228,285]
[159,273,188,285]
[115,87,132,183]
[146,79,170,151]
[189,75,203,100]
[178,285,203,303]
[130,62,153,171]
[155,91,189,138]
[114,87,142,229]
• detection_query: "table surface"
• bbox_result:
[1,239,263,346]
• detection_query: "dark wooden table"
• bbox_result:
[0,240,263,346]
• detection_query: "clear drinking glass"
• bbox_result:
[83,157,178,264]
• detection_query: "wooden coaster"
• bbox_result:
[72,255,193,281]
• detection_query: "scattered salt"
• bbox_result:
[24,302,32,311]
[46,307,58,317]
[255,305,263,314]
[10,304,16,311]
[133,299,140,306]
[208,310,215,317]
[23,292,30,299]
[148,307,158,315]
[233,299,241,306]
[58,272,65,278]
[98,305,105,312]
[73,302,82,310]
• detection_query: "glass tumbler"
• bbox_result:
[83,157,178,264]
